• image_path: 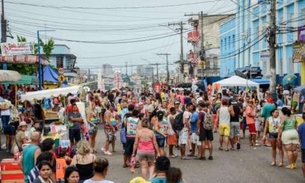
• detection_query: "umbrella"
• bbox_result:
[0,70,21,82]
[282,74,297,86]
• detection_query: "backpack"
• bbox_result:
[203,110,213,130]
[173,112,184,131]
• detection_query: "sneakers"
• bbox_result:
[237,143,241,150]
[101,147,105,153]
[208,156,213,160]
[105,151,112,155]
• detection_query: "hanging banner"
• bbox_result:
[1,42,34,56]
[293,42,305,63]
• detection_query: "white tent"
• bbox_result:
[20,85,81,102]
[212,76,260,97]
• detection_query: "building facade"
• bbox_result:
[220,0,305,82]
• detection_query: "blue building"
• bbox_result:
[220,0,305,81]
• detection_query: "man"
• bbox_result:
[189,104,200,157]
[229,97,242,150]
[246,100,257,146]
[298,112,305,177]
[197,102,213,160]
[20,131,41,183]
[261,99,275,146]
[125,109,140,172]
[167,107,178,157]
[122,104,134,167]
[241,95,250,138]
[217,99,234,151]
[102,104,116,155]
[179,104,192,160]
[68,104,83,146]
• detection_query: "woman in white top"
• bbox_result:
[83,158,114,183]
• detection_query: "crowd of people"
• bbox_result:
[1,84,305,182]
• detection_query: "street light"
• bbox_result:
[37,29,55,90]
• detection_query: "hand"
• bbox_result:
[132,154,135,157]
[156,153,160,157]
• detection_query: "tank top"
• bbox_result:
[230,105,240,122]
[22,144,39,180]
[126,117,139,137]
[138,136,154,153]
[75,155,94,181]
[219,106,230,124]
[268,116,280,133]
[283,116,297,131]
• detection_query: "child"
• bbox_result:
[33,161,54,183]
[56,150,67,183]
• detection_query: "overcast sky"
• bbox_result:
[5,0,235,72]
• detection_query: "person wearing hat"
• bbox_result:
[15,121,29,152]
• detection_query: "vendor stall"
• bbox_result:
[293,85,305,114]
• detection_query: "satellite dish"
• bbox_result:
[235,70,248,79]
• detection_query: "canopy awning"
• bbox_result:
[0,70,21,82]
[20,85,81,102]
[3,75,38,85]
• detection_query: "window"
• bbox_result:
[56,56,64,68]
[290,13,294,27]
[225,38,227,50]
[233,35,235,48]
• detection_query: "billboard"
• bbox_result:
[1,42,34,56]
[292,42,305,63]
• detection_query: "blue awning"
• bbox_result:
[251,78,269,85]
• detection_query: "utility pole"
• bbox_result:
[168,21,186,82]
[1,0,7,70]
[125,62,128,75]
[156,53,170,83]
[185,12,206,79]
[269,0,277,95]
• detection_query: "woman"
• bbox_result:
[262,109,284,167]
[71,140,96,182]
[83,158,114,183]
[214,93,222,112]
[41,138,57,183]
[132,119,159,179]
[278,107,299,169]
[65,166,80,183]
[87,103,100,152]
[153,111,168,156]
[33,161,54,183]
[14,121,28,153]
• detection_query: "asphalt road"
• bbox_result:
[0,127,304,183]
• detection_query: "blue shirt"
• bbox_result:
[190,111,199,133]
[298,122,305,149]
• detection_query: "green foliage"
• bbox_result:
[34,38,55,60]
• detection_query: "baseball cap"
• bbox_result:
[174,100,180,104]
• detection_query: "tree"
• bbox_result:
[34,38,55,60]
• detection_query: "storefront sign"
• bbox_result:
[0,55,48,65]
[1,42,34,56]
[293,42,305,63]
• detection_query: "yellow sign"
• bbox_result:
[199,60,205,67]
[293,42,305,63]
[58,75,65,82]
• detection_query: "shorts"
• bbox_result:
[301,149,305,163]
[178,128,188,145]
[248,123,256,135]
[156,137,166,148]
[4,124,16,136]
[255,120,261,132]
[104,128,115,141]
[167,134,177,145]
[269,133,278,139]
[199,129,213,141]
[88,126,98,135]
[191,133,201,145]
[69,129,81,143]
[124,137,135,156]
[137,151,155,163]
[281,129,299,145]
[219,124,230,137]
[230,122,240,138]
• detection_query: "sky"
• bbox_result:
[4,0,235,73]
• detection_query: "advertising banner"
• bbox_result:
[1,42,34,56]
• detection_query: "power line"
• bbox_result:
[6,1,225,10]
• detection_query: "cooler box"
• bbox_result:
[0,158,24,183]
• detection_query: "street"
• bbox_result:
[0,127,304,183]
